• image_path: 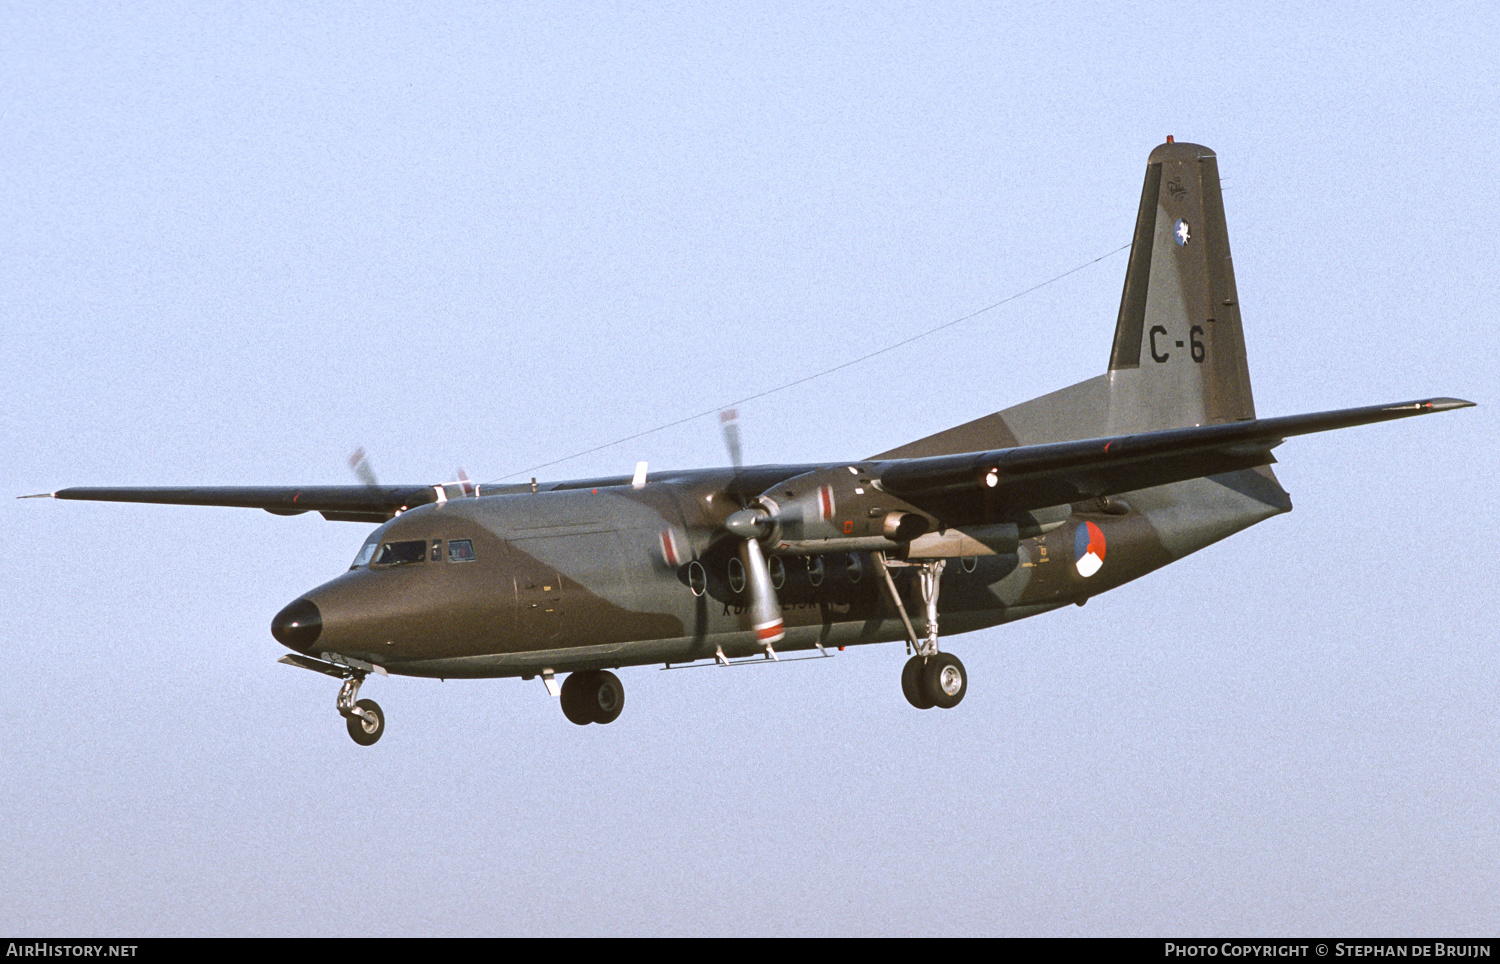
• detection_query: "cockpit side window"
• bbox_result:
[372,540,428,567]
[448,539,476,563]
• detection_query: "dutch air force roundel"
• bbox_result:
[1074,521,1106,577]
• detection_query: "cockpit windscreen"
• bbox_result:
[372,540,427,567]
[351,540,378,569]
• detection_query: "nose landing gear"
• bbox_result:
[277,653,389,745]
[339,674,386,746]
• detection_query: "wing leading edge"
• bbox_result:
[29,485,440,523]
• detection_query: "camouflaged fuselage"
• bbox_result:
[287,461,1291,679]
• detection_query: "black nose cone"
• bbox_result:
[272,599,322,652]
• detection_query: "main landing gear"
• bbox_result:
[560,670,625,726]
[338,673,386,746]
[901,652,967,710]
[875,555,968,711]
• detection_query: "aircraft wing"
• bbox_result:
[26,399,1471,527]
[27,484,439,523]
[875,398,1473,521]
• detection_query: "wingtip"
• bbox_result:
[1425,397,1476,411]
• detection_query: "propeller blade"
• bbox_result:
[348,448,380,491]
[721,411,782,649]
[720,409,743,473]
[739,537,784,648]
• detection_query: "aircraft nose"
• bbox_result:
[271,598,322,652]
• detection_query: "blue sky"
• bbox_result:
[3,2,1495,935]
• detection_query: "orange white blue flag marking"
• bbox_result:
[1074,521,1106,577]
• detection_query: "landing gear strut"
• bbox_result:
[917,559,946,657]
[560,670,625,725]
[338,673,386,745]
[877,555,967,710]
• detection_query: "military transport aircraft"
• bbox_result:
[25,140,1472,745]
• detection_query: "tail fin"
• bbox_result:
[1106,140,1255,433]
[873,140,1259,459]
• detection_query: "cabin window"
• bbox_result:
[448,539,477,563]
[373,540,427,567]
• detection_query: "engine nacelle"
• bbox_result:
[750,464,933,555]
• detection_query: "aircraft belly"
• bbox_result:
[385,620,913,678]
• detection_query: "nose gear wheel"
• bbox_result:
[336,672,386,745]
[345,698,385,745]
